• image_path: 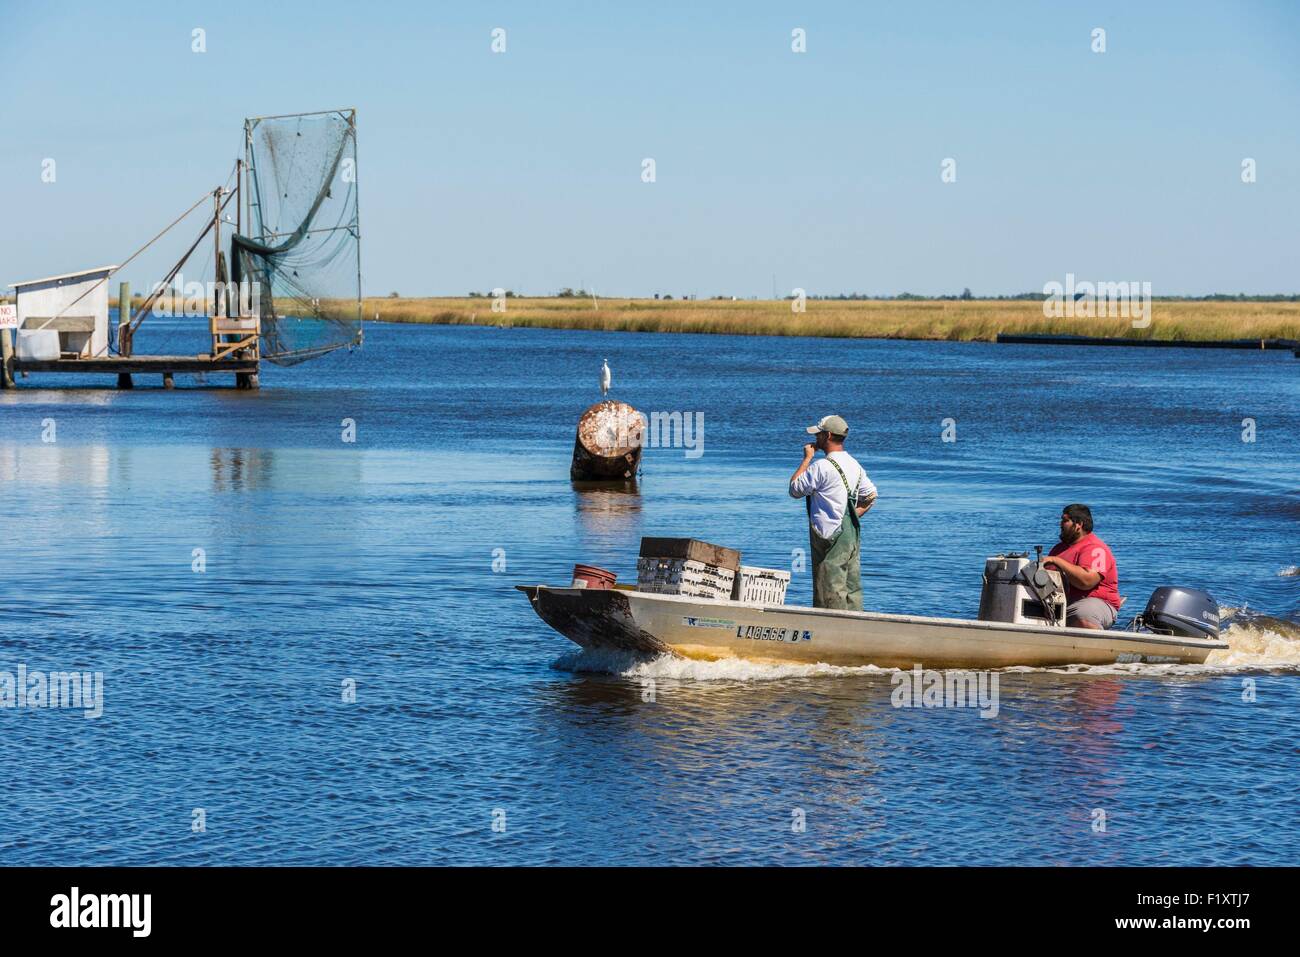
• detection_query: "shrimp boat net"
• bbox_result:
[232,108,362,366]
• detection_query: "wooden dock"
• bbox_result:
[3,278,263,389]
[4,355,260,389]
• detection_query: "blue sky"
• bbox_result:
[2,0,1297,297]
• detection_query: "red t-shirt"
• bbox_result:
[1049,532,1121,608]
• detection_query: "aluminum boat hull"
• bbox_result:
[516,586,1227,668]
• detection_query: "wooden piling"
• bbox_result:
[117,281,130,355]
[570,400,644,480]
[1,327,13,390]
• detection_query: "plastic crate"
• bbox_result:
[636,557,736,600]
[731,566,791,605]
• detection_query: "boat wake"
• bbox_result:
[550,607,1300,681]
[1203,607,1300,670]
[551,647,894,681]
[1008,608,1300,676]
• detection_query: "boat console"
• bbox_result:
[978,552,1067,627]
[979,549,1221,640]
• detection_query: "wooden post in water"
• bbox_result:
[1,294,14,388]
[570,401,644,480]
[116,280,133,388]
[1,326,14,390]
[117,281,130,354]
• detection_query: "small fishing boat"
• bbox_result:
[518,551,1227,668]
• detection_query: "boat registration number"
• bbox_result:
[736,624,812,643]
[681,617,812,643]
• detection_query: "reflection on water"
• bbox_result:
[0,443,111,488]
[530,664,1202,864]
[0,444,369,498]
[571,479,642,540]
[209,447,275,492]
[0,386,116,408]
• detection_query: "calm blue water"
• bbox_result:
[0,321,1296,865]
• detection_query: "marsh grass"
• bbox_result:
[361,297,1300,343]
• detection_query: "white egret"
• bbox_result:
[600,358,611,396]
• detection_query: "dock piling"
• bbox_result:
[1,327,13,390]
[571,400,644,480]
[117,281,130,355]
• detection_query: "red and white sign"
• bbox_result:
[0,304,17,330]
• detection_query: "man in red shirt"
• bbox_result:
[1042,503,1122,629]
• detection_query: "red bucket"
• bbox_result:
[572,563,617,589]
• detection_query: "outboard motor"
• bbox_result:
[1137,587,1220,640]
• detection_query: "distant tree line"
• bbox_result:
[431,289,1300,301]
[796,291,1300,302]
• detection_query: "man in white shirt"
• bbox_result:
[788,415,878,610]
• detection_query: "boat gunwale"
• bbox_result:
[515,584,1230,651]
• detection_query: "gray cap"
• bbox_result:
[806,414,849,436]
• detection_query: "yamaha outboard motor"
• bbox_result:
[1138,587,1220,640]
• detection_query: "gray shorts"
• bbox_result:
[1067,597,1117,629]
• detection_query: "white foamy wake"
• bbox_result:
[1278,566,1300,577]
[1202,607,1300,671]
[551,646,895,681]
[550,607,1300,680]
[1005,608,1300,676]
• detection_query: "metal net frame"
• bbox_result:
[232,108,362,366]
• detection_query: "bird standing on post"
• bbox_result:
[600,359,611,396]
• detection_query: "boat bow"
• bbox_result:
[515,585,670,655]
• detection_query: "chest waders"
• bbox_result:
[807,457,862,610]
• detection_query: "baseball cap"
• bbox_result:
[805,415,849,436]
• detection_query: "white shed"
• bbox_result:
[9,265,117,360]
